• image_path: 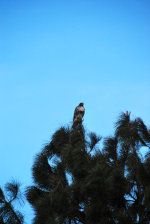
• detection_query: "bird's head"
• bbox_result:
[79,103,84,106]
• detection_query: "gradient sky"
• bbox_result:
[0,0,150,223]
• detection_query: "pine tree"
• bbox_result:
[26,111,150,224]
[0,180,24,224]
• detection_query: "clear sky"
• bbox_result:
[0,0,150,223]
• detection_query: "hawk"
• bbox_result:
[72,103,85,128]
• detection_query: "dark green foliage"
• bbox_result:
[32,153,55,190]
[26,112,150,224]
[88,132,101,152]
[137,118,150,147]
[0,180,24,224]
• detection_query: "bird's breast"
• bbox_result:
[78,106,85,112]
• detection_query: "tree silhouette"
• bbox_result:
[26,111,150,224]
[0,180,24,224]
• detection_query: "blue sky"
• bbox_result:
[0,0,150,223]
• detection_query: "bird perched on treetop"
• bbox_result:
[72,103,85,128]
